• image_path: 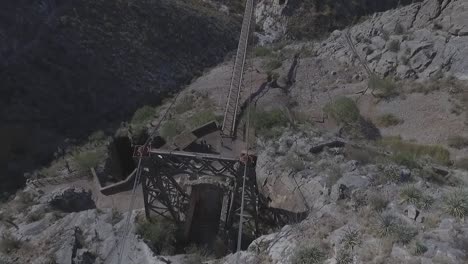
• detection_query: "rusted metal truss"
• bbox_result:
[141,150,239,224]
[140,149,306,240]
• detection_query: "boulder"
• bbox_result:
[49,187,96,213]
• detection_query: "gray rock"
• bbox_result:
[73,249,97,264]
[371,36,386,50]
[405,205,419,221]
[49,187,96,213]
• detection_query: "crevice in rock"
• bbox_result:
[409,2,422,29]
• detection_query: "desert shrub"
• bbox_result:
[264,58,283,72]
[324,97,360,125]
[73,148,104,171]
[189,110,217,128]
[443,188,468,219]
[136,217,177,255]
[395,225,418,244]
[160,120,185,139]
[376,213,417,244]
[344,145,374,164]
[284,154,305,172]
[291,246,326,264]
[253,109,290,139]
[454,158,468,170]
[380,136,451,166]
[369,76,398,98]
[0,233,22,253]
[412,241,428,255]
[111,209,123,225]
[388,40,400,52]
[88,130,106,142]
[392,152,419,169]
[376,114,402,127]
[336,250,353,264]
[17,191,35,205]
[369,194,388,212]
[400,185,434,209]
[341,228,361,250]
[254,46,273,57]
[174,94,195,114]
[27,209,46,223]
[184,244,211,264]
[447,136,468,149]
[131,105,157,125]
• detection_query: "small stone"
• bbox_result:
[400,168,411,182]
[405,205,419,221]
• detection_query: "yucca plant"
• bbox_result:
[443,189,468,220]
[341,228,361,250]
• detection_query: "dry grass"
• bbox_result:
[443,188,468,219]
[0,232,22,253]
[379,136,451,166]
[376,114,403,127]
[447,136,468,149]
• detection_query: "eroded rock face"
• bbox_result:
[49,187,96,212]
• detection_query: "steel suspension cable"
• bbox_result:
[114,89,184,264]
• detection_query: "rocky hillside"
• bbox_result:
[1,0,468,263]
[255,0,424,43]
[0,0,240,197]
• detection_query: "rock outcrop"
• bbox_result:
[48,187,96,213]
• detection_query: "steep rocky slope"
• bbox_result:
[0,0,240,196]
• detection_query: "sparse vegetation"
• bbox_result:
[88,130,106,142]
[447,135,468,149]
[413,241,428,255]
[341,228,361,250]
[253,109,290,139]
[254,46,273,57]
[73,148,105,171]
[160,120,185,139]
[291,246,326,264]
[388,40,400,52]
[368,76,398,98]
[344,145,376,164]
[184,244,211,264]
[400,185,433,209]
[443,188,468,219]
[174,94,196,114]
[111,209,123,225]
[369,194,389,212]
[189,110,217,129]
[135,217,177,255]
[324,97,360,125]
[27,209,46,223]
[0,233,22,253]
[454,158,468,170]
[391,152,419,169]
[131,105,157,125]
[376,213,417,244]
[380,136,451,166]
[336,250,353,264]
[376,114,403,127]
[284,154,306,172]
[264,58,283,72]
